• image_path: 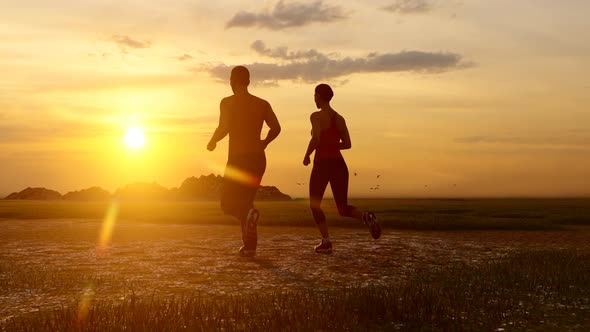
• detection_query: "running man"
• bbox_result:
[303,84,381,253]
[207,66,281,256]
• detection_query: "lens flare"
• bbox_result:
[77,284,95,325]
[223,164,262,187]
[97,201,119,257]
[203,158,262,188]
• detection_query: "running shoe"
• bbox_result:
[242,208,259,252]
[362,212,381,239]
[239,245,256,257]
[314,240,333,254]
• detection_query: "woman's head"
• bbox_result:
[314,83,333,108]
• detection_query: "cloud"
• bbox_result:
[176,54,194,61]
[250,40,325,60]
[202,43,467,84]
[33,74,193,93]
[0,123,109,144]
[226,0,348,30]
[382,0,433,14]
[110,35,151,52]
[455,136,523,144]
[144,115,218,133]
[455,135,590,147]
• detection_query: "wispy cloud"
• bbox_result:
[144,115,218,133]
[175,54,193,61]
[226,0,349,30]
[455,134,590,147]
[110,34,151,52]
[250,40,325,60]
[382,0,434,14]
[202,41,467,84]
[0,123,109,144]
[33,74,192,93]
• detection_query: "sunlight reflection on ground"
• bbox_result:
[1,220,589,320]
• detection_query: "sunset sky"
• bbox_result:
[1,0,589,198]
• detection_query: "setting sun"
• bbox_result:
[124,127,146,149]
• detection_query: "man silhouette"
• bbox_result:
[207,66,281,256]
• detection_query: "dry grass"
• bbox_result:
[3,250,589,331]
[1,198,589,230]
[1,199,589,331]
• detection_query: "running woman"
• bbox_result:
[207,66,281,256]
[303,84,381,253]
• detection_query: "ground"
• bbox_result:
[2,219,590,322]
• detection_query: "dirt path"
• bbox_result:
[1,219,590,320]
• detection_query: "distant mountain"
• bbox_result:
[5,187,62,200]
[256,185,291,201]
[173,174,291,201]
[114,182,170,201]
[175,174,223,200]
[4,174,291,201]
[63,187,111,201]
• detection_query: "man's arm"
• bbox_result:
[207,100,230,151]
[303,113,321,166]
[261,102,281,149]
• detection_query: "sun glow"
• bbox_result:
[124,127,146,149]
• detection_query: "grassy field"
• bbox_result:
[3,250,589,331]
[1,198,589,230]
[1,199,590,331]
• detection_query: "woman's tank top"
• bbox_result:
[315,112,343,160]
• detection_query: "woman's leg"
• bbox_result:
[330,158,362,220]
[309,160,330,238]
[330,158,381,239]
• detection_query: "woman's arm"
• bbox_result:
[303,113,321,165]
[337,116,351,150]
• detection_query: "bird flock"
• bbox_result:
[296,172,384,190]
[297,173,459,191]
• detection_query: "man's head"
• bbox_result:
[314,83,333,108]
[230,66,250,93]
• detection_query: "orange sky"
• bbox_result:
[1,0,589,198]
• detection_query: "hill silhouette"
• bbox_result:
[181,174,291,201]
[3,174,291,201]
[114,182,171,201]
[5,187,62,200]
[63,187,111,201]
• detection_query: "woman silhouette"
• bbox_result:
[303,84,381,253]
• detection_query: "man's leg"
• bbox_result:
[222,157,259,255]
[221,176,247,220]
[240,154,266,254]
